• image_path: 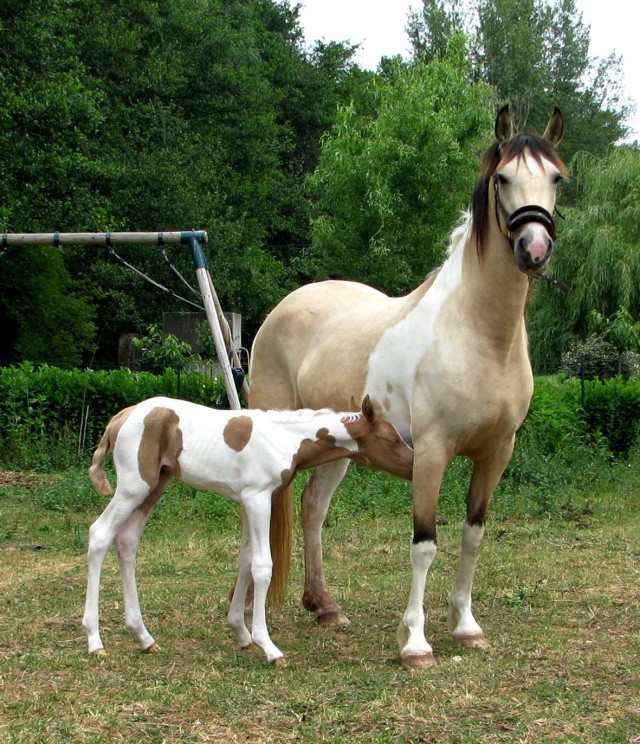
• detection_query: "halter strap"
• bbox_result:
[493,177,557,244]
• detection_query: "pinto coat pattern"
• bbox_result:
[249,106,567,667]
[82,395,413,665]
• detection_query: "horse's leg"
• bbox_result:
[83,488,147,655]
[300,459,350,626]
[396,443,448,669]
[228,508,253,649]
[447,436,515,650]
[246,494,285,665]
[115,474,170,653]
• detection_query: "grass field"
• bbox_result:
[1,455,639,743]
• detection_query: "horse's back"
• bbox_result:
[250,280,411,411]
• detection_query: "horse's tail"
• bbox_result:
[268,480,294,605]
[89,427,114,496]
[88,405,135,497]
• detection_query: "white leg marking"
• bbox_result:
[397,539,437,660]
[448,523,488,645]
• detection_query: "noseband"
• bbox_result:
[493,177,557,244]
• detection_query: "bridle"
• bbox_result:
[492,174,569,293]
[493,176,557,245]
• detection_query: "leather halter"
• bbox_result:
[493,176,557,244]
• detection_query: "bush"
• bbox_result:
[0,363,225,470]
[560,335,638,380]
[520,377,585,454]
[580,377,640,458]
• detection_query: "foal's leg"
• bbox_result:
[228,507,253,649]
[300,459,350,625]
[448,437,515,649]
[242,493,285,664]
[115,474,171,652]
[83,487,149,655]
[396,443,448,669]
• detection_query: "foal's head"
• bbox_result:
[472,105,568,274]
[345,395,414,480]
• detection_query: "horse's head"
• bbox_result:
[473,106,568,274]
[344,395,414,480]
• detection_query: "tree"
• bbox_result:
[300,40,494,294]
[0,0,365,364]
[408,0,630,161]
[528,146,640,372]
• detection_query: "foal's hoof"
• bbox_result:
[92,648,107,658]
[270,656,287,668]
[143,642,161,654]
[401,652,437,670]
[316,610,350,627]
[455,634,491,651]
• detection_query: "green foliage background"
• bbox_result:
[0,0,635,374]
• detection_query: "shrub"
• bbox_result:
[0,363,225,470]
[520,377,585,454]
[580,377,640,458]
[560,335,638,380]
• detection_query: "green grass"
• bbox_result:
[1,451,639,743]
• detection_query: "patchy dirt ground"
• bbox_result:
[0,470,48,488]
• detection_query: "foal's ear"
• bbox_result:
[361,394,376,425]
[542,107,564,147]
[495,105,513,143]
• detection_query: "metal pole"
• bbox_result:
[204,272,250,404]
[185,233,241,410]
[1,230,207,246]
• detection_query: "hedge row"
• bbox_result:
[522,375,640,457]
[0,364,639,471]
[0,363,225,470]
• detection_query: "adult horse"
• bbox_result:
[249,106,567,667]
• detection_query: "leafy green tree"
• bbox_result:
[0,246,96,367]
[528,146,640,372]
[0,0,365,364]
[408,0,629,160]
[300,41,494,294]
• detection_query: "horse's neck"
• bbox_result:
[455,222,531,351]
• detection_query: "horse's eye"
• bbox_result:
[495,173,509,185]
[552,173,564,185]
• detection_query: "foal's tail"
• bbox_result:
[268,481,294,605]
[88,405,135,497]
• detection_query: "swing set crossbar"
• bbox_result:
[1,230,207,247]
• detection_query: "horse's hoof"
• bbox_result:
[316,610,350,627]
[401,652,437,669]
[270,656,287,668]
[143,642,161,654]
[92,648,107,658]
[455,634,491,651]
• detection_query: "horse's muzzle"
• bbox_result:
[513,223,554,274]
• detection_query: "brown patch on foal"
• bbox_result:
[223,415,253,452]
[138,408,183,487]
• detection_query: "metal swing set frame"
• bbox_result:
[1,230,246,410]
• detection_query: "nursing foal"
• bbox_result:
[83,395,413,665]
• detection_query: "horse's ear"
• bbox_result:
[349,395,358,411]
[495,105,513,143]
[361,394,376,424]
[542,107,564,147]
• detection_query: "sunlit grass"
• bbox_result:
[1,450,639,743]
